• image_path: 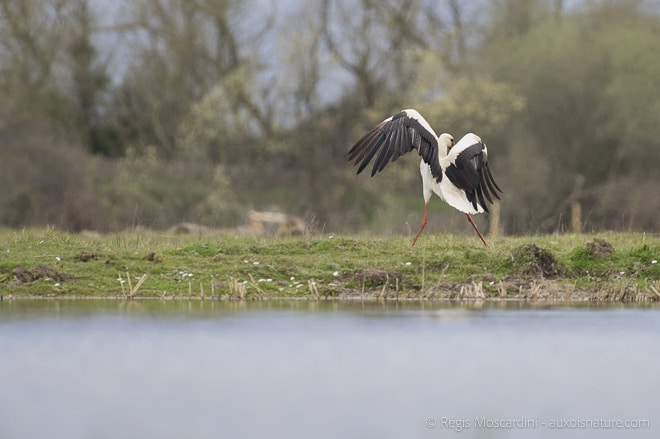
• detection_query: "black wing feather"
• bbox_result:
[445,141,503,212]
[347,110,442,182]
[355,135,385,175]
[484,163,502,196]
[348,128,380,165]
[479,169,493,205]
[373,132,394,176]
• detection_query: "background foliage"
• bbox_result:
[1,0,659,234]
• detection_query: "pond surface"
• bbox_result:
[1,299,658,439]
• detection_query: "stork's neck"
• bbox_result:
[438,142,449,157]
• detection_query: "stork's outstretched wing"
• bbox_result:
[444,134,502,213]
[347,109,443,182]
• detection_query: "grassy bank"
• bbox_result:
[0,228,659,301]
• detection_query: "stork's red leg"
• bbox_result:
[411,203,429,246]
[466,213,489,247]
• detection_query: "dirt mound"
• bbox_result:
[350,268,402,288]
[586,238,615,259]
[78,253,99,262]
[511,244,564,279]
[12,265,73,283]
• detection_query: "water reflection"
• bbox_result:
[2,298,655,319]
[0,299,658,439]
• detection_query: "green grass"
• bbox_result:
[0,227,659,301]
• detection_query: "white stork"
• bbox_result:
[348,109,502,247]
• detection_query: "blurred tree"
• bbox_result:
[320,0,465,109]
[480,0,660,232]
[0,0,60,92]
[176,62,279,163]
[0,117,105,230]
[63,0,119,156]
[113,0,270,158]
[0,0,116,154]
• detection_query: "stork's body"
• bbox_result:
[348,109,502,246]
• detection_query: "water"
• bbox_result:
[1,300,658,439]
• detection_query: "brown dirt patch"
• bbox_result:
[586,238,615,259]
[350,267,403,287]
[78,253,99,262]
[511,243,564,279]
[12,265,73,283]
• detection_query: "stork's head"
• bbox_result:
[439,133,455,150]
